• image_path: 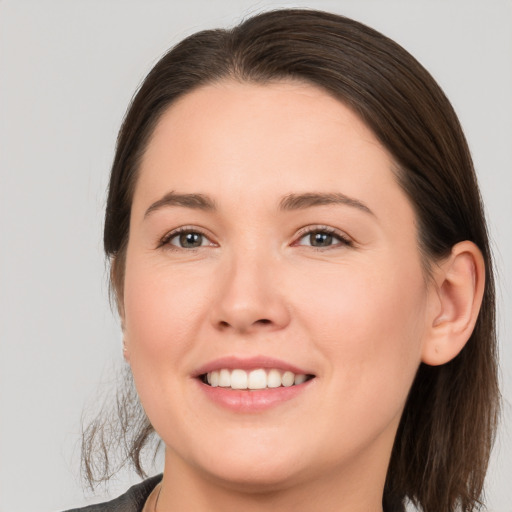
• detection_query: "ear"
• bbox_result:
[119,310,129,363]
[110,256,129,361]
[120,317,130,363]
[422,241,485,366]
[122,338,130,363]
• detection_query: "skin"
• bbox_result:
[121,80,482,511]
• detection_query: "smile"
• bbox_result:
[202,368,314,390]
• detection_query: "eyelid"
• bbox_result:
[158,225,217,249]
[292,225,353,247]
[157,224,353,250]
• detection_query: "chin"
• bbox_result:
[186,436,310,492]
[202,459,306,493]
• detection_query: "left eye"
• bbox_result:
[167,231,211,249]
[297,230,349,248]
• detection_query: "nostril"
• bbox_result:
[217,319,272,330]
[214,312,287,332]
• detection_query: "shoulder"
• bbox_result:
[62,474,163,512]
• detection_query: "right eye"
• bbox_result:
[163,229,213,249]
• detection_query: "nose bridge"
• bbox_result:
[211,242,290,332]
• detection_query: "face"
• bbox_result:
[122,80,434,492]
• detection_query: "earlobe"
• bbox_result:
[421,241,485,366]
[123,338,130,362]
[119,298,128,362]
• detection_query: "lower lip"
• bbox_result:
[196,379,314,412]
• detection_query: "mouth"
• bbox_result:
[199,368,315,390]
[195,358,316,412]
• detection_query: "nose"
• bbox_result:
[209,251,291,334]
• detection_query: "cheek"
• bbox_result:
[300,258,425,335]
[295,257,427,398]
[121,256,216,430]
[122,257,212,361]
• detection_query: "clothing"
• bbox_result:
[63,474,162,512]
[63,473,403,511]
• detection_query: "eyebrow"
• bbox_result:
[279,192,374,215]
[144,192,216,218]
[144,191,373,217]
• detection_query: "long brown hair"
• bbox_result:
[84,9,499,511]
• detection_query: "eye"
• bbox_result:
[162,228,214,249]
[295,227,351,248]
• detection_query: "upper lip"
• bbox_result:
[193,356,314,377]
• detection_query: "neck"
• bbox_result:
[157,447,388,512]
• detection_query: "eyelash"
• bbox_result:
[159,226,215,251]
[293,225,353,249]
[158,225,353,251]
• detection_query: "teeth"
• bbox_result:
[267,369,282,388]
[230,369,247,390]
[204,369,310,390]
[219,369,231,387]
[281,371,295,387]
[294,374,307,385]
[247,369,267,389]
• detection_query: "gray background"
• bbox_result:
[0,0,510,511]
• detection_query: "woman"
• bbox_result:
[73,8,499,512]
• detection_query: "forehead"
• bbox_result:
[148,80,381,157]
[130,79,420,267]
[135,81,393,198]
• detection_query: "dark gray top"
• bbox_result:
[63,474,162,512]
[62,473,402,511]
